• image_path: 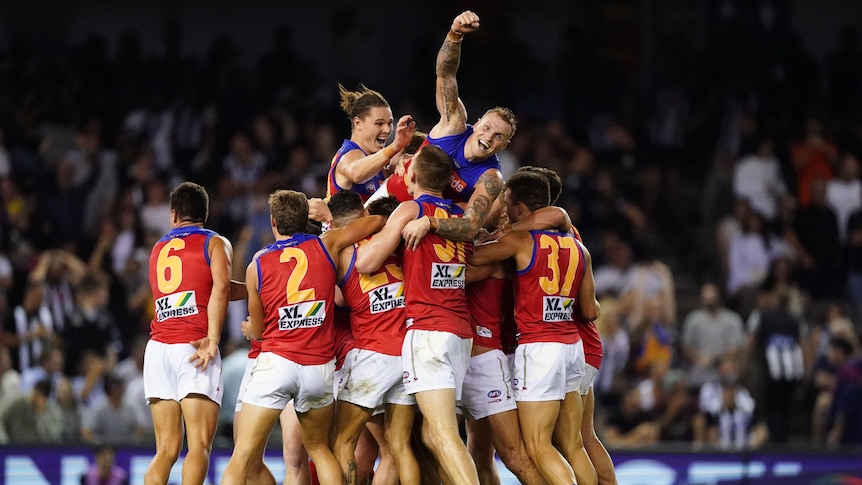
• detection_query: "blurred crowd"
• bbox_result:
[0,8,861,452]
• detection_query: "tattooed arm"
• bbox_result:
[430,10,480,138]
[402,168,504,249]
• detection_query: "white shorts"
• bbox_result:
[241,352,334,414]
[402,329,472,399]
[234,357,257,413]
[461,349,517,420]
[513,341,585,402]
[338,348,415,409]
[144,340,223,405]
[579,363,599,396]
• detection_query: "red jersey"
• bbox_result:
[255,234,336,365]
[514,230,586,345]
[466,276,505,351]
[339,245,406,355]
[402,195,472,338]
[248,339,262,359]
[579,319,603,369]
[333,306,354,370]
[500,278,517,355]
[149,226,217,344]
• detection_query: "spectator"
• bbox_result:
[726,210,791,315]
[812,336,854,443]
[826,153,862,243]
[846,207,862,318]
[29,249,88,334]
[681,283,746,388]
[733,133,787,222]
[827,353,862,446]
[62,272,122,377]
[0,379,63,444]
[56,376,83,444]
[788,176,841,299]
[20,345,65,395]
[81,373,144,445]
[790,117,836,207]
[138,178,172,237]
[594,303,630,407]
[80,444,129,485]
[749,285,806,443]
[603,387,660,448]
[693,364,768,450]
[6,280,55,371]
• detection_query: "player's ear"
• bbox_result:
[353,116,362,129]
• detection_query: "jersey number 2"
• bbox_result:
[280,248,316,303]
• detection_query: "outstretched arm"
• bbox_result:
[336,115,416,186]
[430,10,480,138]
[321,215,387,257]
[469,231,532,268]
[355,202,420,274]
[402,168,504,248]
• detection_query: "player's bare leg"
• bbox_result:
[367,414,398,484]
[553,392,597,485]
[518,400,576,485]
[233,408,276,485]
[466,418,499,485]
[297,403,343,485]
[580,387,617,485]
[280,403,311,485]
[333,401,375,483]
[355,421,380,482]
[487,409,544,485]
[180,395,219,485]
[145,399,183,485]
[383,403,420,484]
[222,404,283,485]
[415,389,479,485]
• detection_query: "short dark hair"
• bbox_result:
[517,166,562,204]
[404,131,428,155]
[412,144,451,192]
[268,190,309,235]
[829,336,854,355]
[366,196,400,217]
[506,171,550,211]
[327,190,365,227]
[170,182,209,224]
[34,379,52,398]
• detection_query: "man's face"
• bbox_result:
[503,189,520,223]
[356,106,394,154]
[472,113,512,158]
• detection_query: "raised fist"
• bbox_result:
[451,10,480,35]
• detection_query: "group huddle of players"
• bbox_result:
[142,10,619,485]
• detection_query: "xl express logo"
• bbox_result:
[278,300,326,330]
[369,282,405,314]
[155,291,199,322]
[431,263,465,289]
[543,296,574,322]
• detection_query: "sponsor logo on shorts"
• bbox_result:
[487,390,502,399]
[431,263,465,289]
[155,291,199,321]
[278,300,326,330]
[476,325,492,338]
[543,296,574,322]
[369,282,405,314]
[403,371,410,384]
